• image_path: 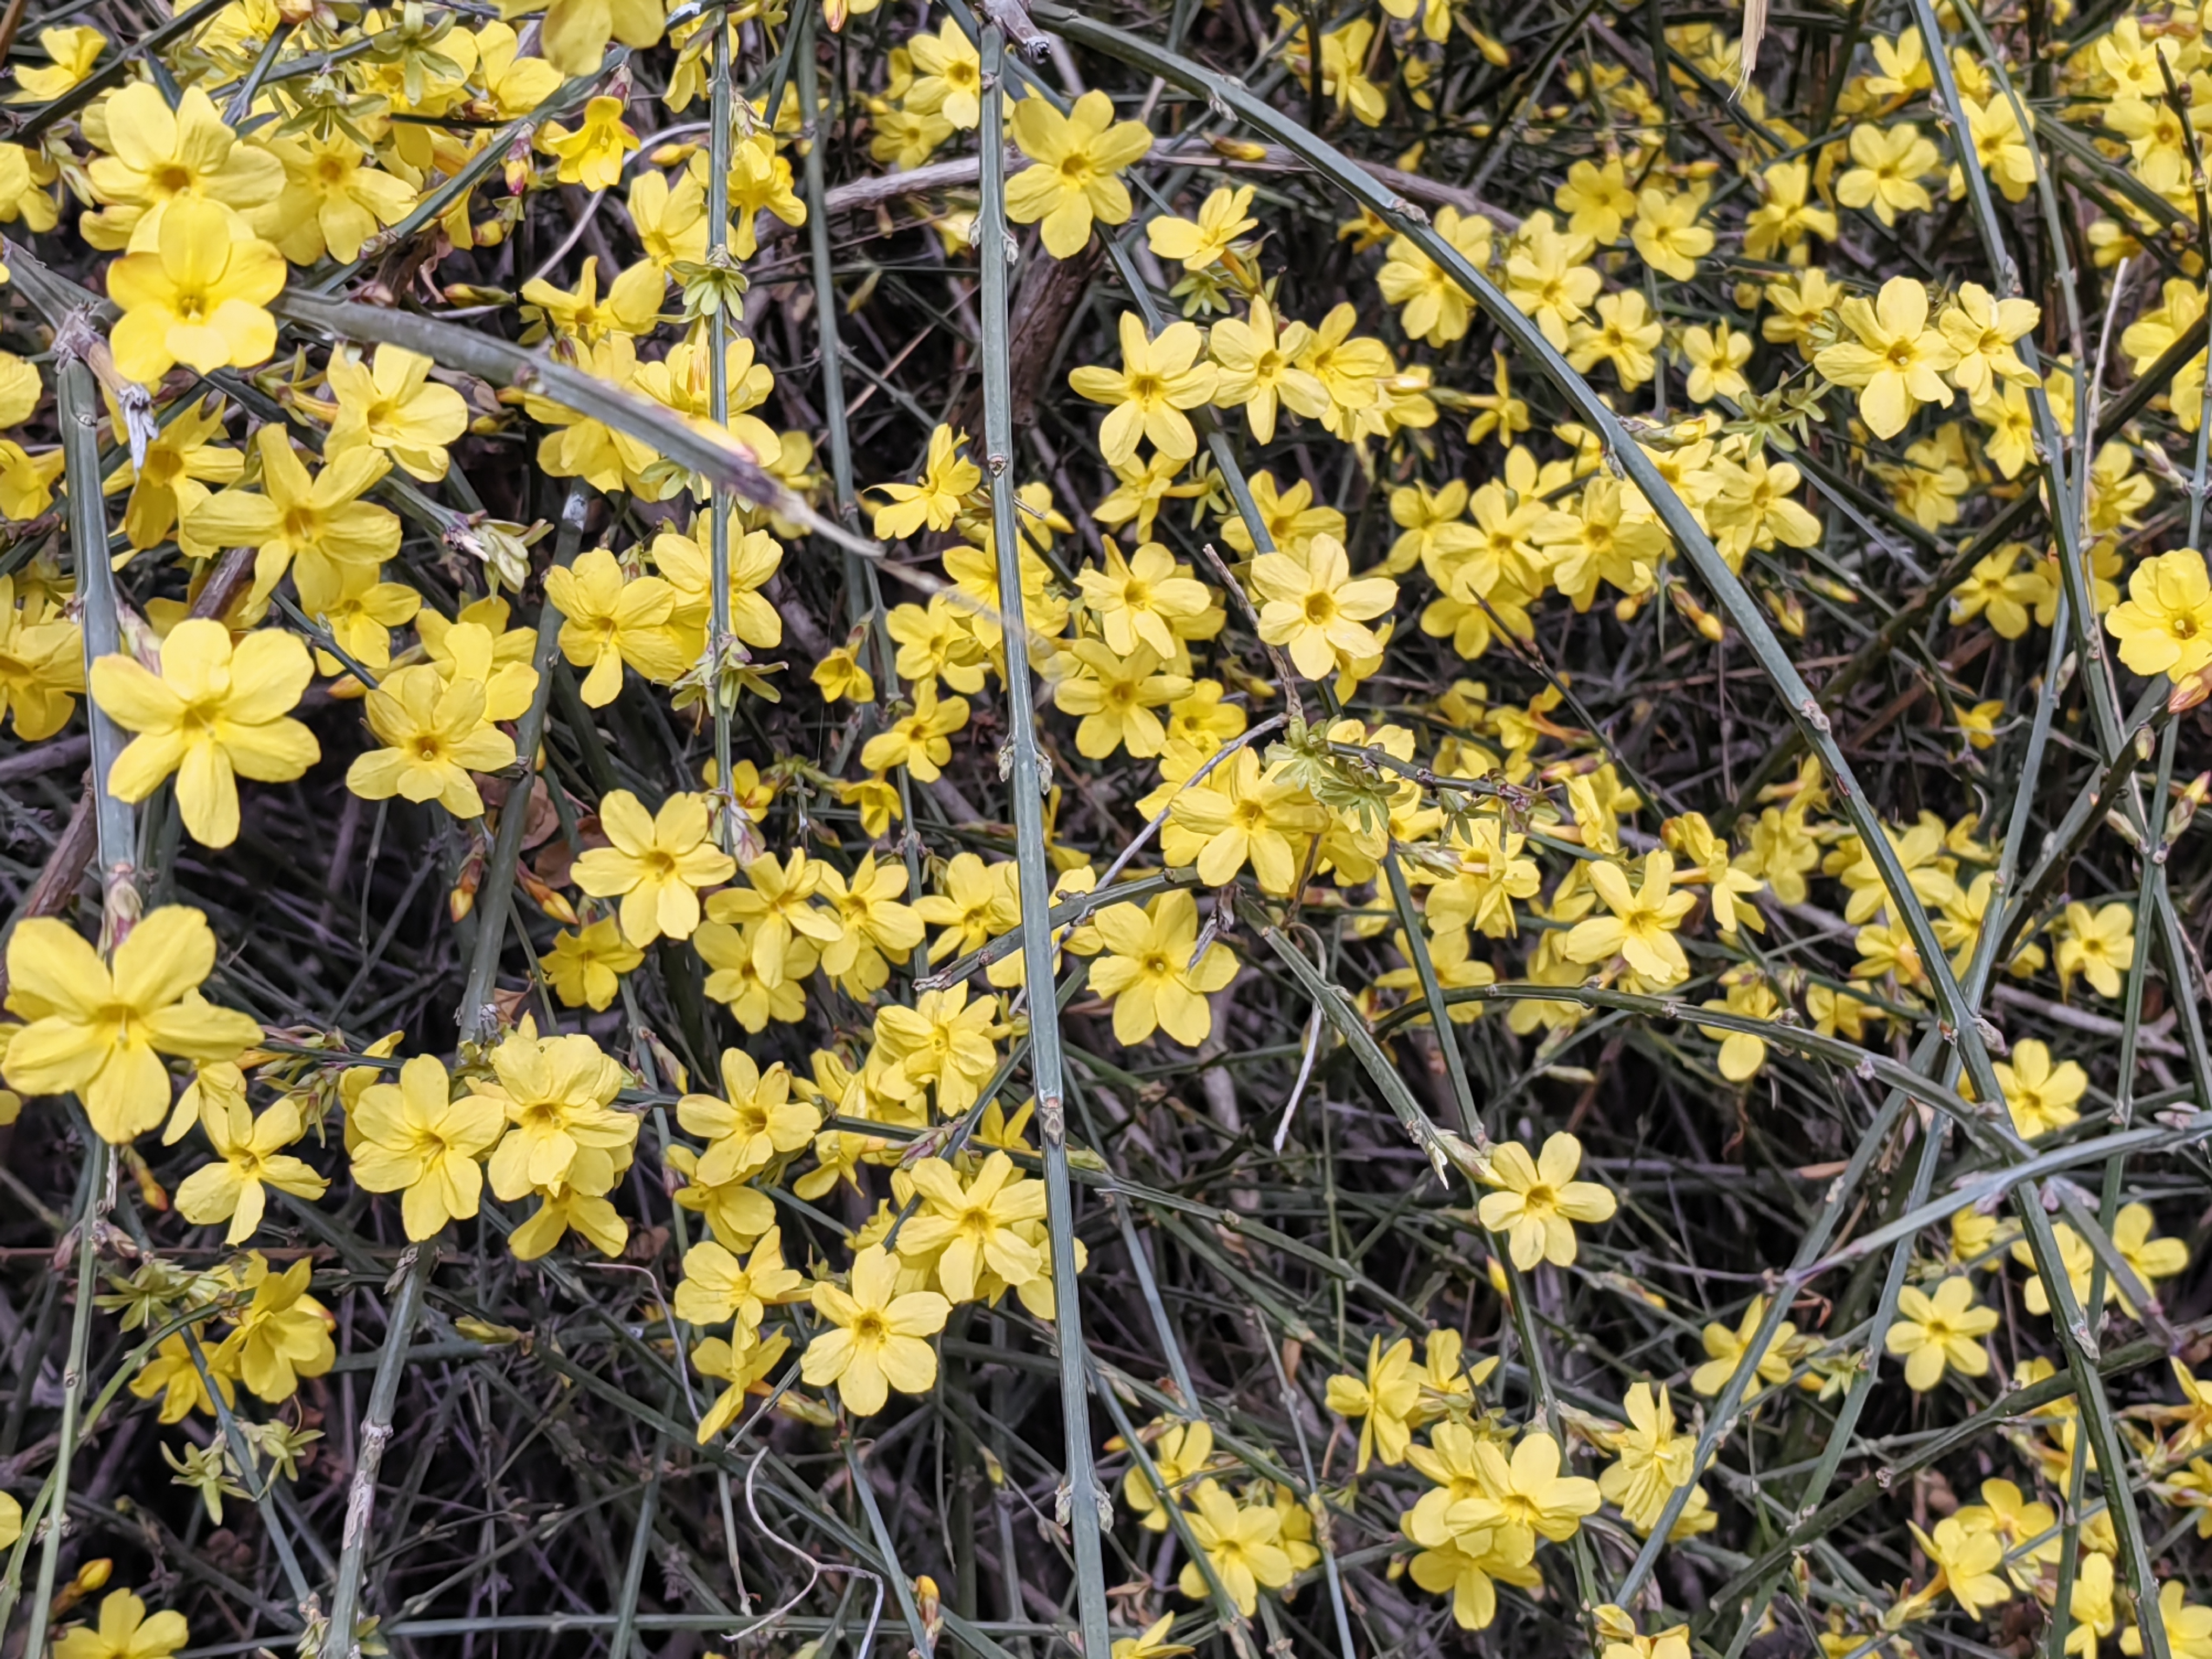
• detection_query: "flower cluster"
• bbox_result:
[4,0,2212,1651]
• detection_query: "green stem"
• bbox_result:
[975,29,1112,1659]
[706,16,739,855]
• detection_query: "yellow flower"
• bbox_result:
[477,1024,635,1200]
[1325,1334,1420,1471]
[1076,540,1211,658]
[1123,1418,1217,1531]
[1145,185,1257,271]
[10,26,105,102]
[546,548,686,707]
[1504,212,1600,350]
[674,1225,805,1327]
[53,1589,189,1659]
[1885,1275,1997,1391]
[705,848,840,983]
[1053,640,1190,760]
[541,918,644,1010]
[1681,321,1752,404]
[1209,296,1328,445]
[652,524,783,655]
[1475,1133,1616,1270]
[2,906,262,1143]
[1836,122,1938,225]
[859,682,968,781]
[1567,289,1663,389]
[802,1243,951,1414]
[1959,697,2006,748]
[677,1048,814,1184]
[521,255,664,346]
[1279,14,1387,125]
[1813,275,1958,440]
[1377,206,1491,347]
[691,1326,791,1440]
[542,95,638,190]
[1176,1479,1292,1616]
[1698,973,1781,1082]
[1555,156,1636,244]
[906,18,984,128]
[176,1094,327,1244]
[346,664,515,818]
[625,165,707,269]
[899,1151,1049,1301]
[871,423,979,540]
[1220,468,1346,558]
[1597,1607,1692,1659]
[1911,1516,2011,1618]
[1564,849,1697,986]
[90,620,316,849]
[726,131,805,257]
[82,83,281,252]
[130,1332,235,1424]
[911,851,1019,965]
[0,575,83,739]
[322,345,469,482]
[1089,889,1238,1047]
[696,925,811,1031]
[1629,186,1712,280]
[1863,29,1930,96]
[815,853,923,994]
[214,1252,335,1401]
[2112,1202,2189,1313]
[294,561,420,679]
[538,0,665,80]
[1252,533,1397,680]
[106,199,285,385]
[1691,1295,1795,1397]
[1443,1429,1601,1555]
[101,392,238,557]
[668,1131,777,1243]
[349,1055,503,1239]
[2124,1582,2212,1659]
[572,789,734,947]
[1164,745,1326,893]
[476,21,563,117]
[870,982,1000,1113]
[1940,282,2039,401]
[1954,1478,2061,1588]
[2055,901,2134,999]
[509,1181,630,1260]
[813,631,876,704]
[187,424,401,605]
[267,133,415,262]
[2107,548,2212,680]
[2012,1219,2100,1320]
[1600,1382,1694,1533]
[1112,1613,1195,1659]
[1068,313,1219,468]
[1992,1038,2086,1138]
[1744,159,1837,259]
[1007,89,1154,259]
